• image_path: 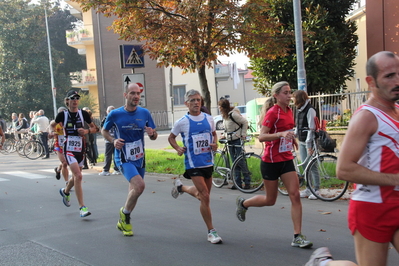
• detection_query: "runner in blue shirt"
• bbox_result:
[102,83,157,236]
[168,89,222,244]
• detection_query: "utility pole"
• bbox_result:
[44,4,57,117]
[293,0,307,92]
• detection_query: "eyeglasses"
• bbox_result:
[188,98,201,103]
[69,97,80,100]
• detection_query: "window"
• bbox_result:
[173,85,186,105]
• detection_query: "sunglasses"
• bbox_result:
[69,97,80,100]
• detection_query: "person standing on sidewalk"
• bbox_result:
[102,83,157,236]
[168,89,222,244]
[56,90,98,218]
[99,105,121,176]
[30,109,50,159]
[235,81,312,248]
[293,90,320,200]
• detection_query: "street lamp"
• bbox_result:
[43,3,57,117]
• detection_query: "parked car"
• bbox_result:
[213,105,246,131]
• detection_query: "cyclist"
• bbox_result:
[293,90,320,200]
[236,81,313,248]
[218,98,249,189]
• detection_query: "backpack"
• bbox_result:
[314,117,336,152]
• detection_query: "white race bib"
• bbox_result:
[192,133,211,155]
[278,137,293,153]
[125,140,144,161]
[66,136,82,152]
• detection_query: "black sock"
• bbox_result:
[64,189,70,196]
[294,233,299,238]
[241,200,248,210]
[177,185,182,193]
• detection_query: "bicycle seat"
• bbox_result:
[219,138,228,144]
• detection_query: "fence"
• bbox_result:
[307,90,370,129]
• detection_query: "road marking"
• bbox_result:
[0,178,10,182]
[4,171,48,179]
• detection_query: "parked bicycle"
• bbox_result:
[212,132,263,193]
[278,129,350,201]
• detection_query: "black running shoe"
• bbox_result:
[54,167,61,180]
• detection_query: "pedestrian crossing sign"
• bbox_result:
[120,45,145,68]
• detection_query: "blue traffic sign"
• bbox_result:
[120,45,145,68]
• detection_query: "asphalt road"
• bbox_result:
[1,133,398,266]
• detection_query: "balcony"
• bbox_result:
[214,64,230,81]
[70,69,97,89]
[66,26,94,49]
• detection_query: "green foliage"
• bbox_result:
[0,1,86,120]
[251,0,358,96]
[78,92,99,114]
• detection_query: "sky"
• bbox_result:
[218,53,250,69]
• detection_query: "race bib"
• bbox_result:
[66,136,82,152]
[192,133,211,155]
[279,137,293,153]
[58,135,66,145]
[125,140,144,161]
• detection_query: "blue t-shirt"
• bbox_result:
[103,106,156,168]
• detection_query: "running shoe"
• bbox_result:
[305,247,333,266]
[300,188,311,198]
[54,167,61,180]
[308,190,320,200]
[112,171,122,175]
[171,178,183,199]
[116,207,133,236]
[99,170,110,176]
[291,234,313,248]
[236,196,247,222]
[79,206,91,217]
[59,188,70,207]
[207,229,223,244]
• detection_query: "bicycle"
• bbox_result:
[277,129,350,201]
[23,132,45,160]
[212,132,264,193]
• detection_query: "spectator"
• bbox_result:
[31,109,50,159]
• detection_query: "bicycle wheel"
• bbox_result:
[212,150,229,188]
[3,139,15,153]
[278,175,306,196]
[24,140,44,160]
[16,139,28,158]
[232,153,264,193]
[306,154,349,201]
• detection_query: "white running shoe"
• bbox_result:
[308,190,320,200]
[207,229,223,244]
[300,188,311,198]
[99,171,110,176]
[171,178,183,199]
[112,171,122,175]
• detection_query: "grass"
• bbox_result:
[145,149,185,175]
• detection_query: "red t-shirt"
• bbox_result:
[261,104,295,163]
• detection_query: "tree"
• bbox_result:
[0,0,85,120]
[251,0,358,96]
[76,0,290,110]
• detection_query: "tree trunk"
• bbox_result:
[197,64,212,114]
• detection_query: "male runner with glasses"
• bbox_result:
[55,90,98,217]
